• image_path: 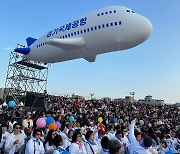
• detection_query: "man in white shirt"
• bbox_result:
[4,123,26,154]
[128,119,152,154]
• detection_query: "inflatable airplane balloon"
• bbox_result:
[14,6,152,63]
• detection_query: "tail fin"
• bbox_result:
[26,37,37,47]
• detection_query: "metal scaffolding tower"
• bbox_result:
[5,44,49,103]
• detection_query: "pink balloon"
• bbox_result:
[36,118,46,128]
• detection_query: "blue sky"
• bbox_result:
[0,0,180,104]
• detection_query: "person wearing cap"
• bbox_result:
[94,123,105,143]
[89,122,96,132]
[22,112,33,136]
[128,119,152,154]
[96,129,105,150]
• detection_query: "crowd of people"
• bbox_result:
[0,93,179,154]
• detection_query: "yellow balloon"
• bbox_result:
[98,117,103,123]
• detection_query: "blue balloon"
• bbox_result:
[69,116,74,122]
[43,117,47,121]
[62,152,70,154]
[46,117,54,125]
[8,100,16,108]
[165,152,174,154]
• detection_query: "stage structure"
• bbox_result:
[5,44,49,104]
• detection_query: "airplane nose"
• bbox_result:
[142,18,152,41]
[126,16,153,48]
[120,15,153,50]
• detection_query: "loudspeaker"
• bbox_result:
[25,92,45,108]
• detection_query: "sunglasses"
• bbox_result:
[77,135,82,138]
[15,127,21,129]
[36,133,42,136]
[52,133,56,136]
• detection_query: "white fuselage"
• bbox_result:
[25,6,152,63]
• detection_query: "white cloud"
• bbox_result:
[3,47,13,51]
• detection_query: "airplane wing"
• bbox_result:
[46,37,86,50]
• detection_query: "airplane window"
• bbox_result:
[87,28,90,32]
[114,10,116,13]
[65,35,67,38]
[102,24,105,28]
[81,30,83,33]
[106,23,109,27]
[110,23,113,26]
[37,45,38,48]
[109,11,112,14]
[101,13,104,15]
[98,25,101,29]
[127,10,130,12]
[77,31,80,34]
[97,13,100,16]
[91,27,93,31]
[132,11,135,13]
[74,32,76,35]
[60,37,62,38]
[68,34,70,37]
[94,26,97,30]
[119,21,122,25]
[105,12,108,14]
[114,22,117,26]
[84,29,86,33]
[62,36,64,39]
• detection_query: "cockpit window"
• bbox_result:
[127,9,135,13]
